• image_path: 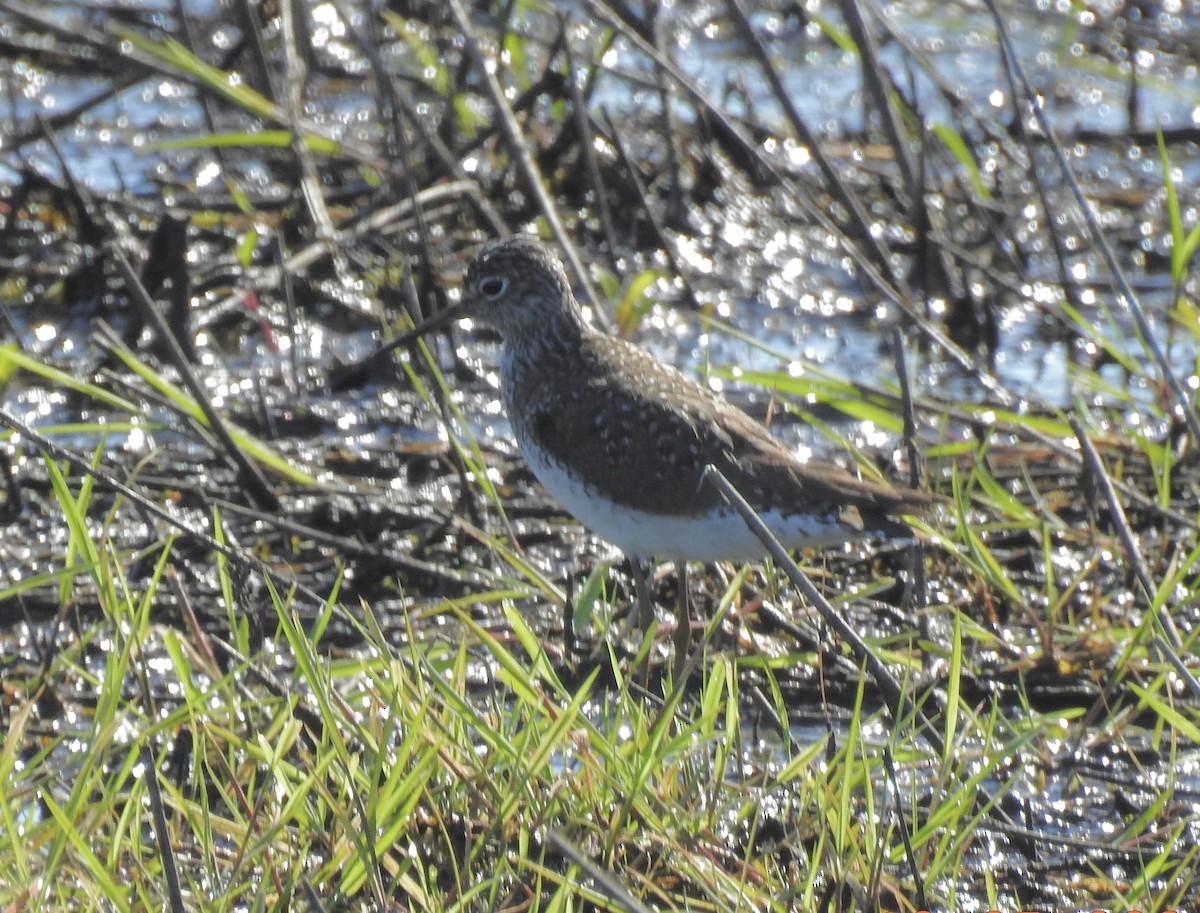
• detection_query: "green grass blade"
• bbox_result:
[0,345,138,412]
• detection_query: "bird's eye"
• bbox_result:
[479,276,507,298]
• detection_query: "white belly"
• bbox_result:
[520,439,864,561]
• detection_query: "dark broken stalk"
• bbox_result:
[884,745,931,911]
[600,107,702,312]
[110,245,281,512]
[891,329,929,605]
[892,328,923,491]
[138,213,194,362]
[141,744,186,913]
[839,0,919,193]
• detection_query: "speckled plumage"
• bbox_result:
[462,235,936,562]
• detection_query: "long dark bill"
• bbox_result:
[364,300,471,364]
[329,300,471,388]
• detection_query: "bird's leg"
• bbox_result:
[671,562,693,681]
[623,560,659,689]
[629,559,657,631]
[586,560,656,670]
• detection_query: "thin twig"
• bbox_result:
[892,328,922,490]
[0,405,349,624]
[702,464,1046,845]
[1069,414,1182,651]
[0,406,235,561]
[884,746,929,911]
[701,464,945,758]
[544,829,658,913]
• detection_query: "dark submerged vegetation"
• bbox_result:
[2,1,1200,910]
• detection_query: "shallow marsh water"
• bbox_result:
[3,1,1200,909]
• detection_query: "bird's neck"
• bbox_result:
[509,309,587,365]
[500,313,593,411]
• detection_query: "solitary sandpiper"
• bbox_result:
[386,235,937,586]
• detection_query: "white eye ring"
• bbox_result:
[479,276,507,298]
